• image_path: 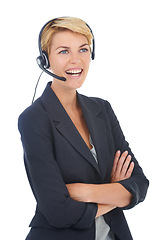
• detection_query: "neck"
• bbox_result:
[51,81,78,111]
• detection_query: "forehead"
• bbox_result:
[50,30,88,49]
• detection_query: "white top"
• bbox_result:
[90,137,115,240]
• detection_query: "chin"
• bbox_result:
[66,79,85,90]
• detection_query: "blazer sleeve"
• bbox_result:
[18,106,98,229]
[105,101,149,210]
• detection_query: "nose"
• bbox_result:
[69,52,81,64]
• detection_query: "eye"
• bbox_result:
[59,50,69,54]
[80,48,89,53]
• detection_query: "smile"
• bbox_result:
[65,68,83,77]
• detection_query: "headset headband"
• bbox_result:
[37,17,95,67]
[33,18,95,104]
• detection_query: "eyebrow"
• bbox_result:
[79,43,89,48]
[56,43,89,51]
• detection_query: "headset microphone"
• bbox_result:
[36,55,66,81]
[32,53,66,104]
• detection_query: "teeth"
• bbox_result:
[66,69,82,74]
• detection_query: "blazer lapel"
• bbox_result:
[78,93,114,181]
[40,83,100,175]
[55,119,100,175]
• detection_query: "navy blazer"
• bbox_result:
[18,82,149,240]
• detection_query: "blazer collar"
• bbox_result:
[40,82,112,180]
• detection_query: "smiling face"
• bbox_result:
[49,30,91,91]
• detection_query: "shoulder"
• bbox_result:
[78,93,118,126]
[18,98,51,135]
[78,93,112,112]
[18,82,54,129]
[18,98,44,122]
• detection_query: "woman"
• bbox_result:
[18,17,149,240]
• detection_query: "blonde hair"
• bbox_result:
[41,17,93,55]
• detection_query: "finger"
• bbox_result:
[116,150,128,174]
[111,150,121,176]
[125,162,134,178]
[121,155,132,176]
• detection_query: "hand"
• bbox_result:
[110,150,134,183]
[96,204,116,218]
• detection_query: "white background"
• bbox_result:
[1,0,159,239]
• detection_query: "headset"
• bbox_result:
[36,17,95,81]
[32,17,95,104]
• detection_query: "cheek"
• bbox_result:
[49,55,65,73]
[84,57,91,73]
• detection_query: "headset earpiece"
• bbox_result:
[37,51,50,69]
[42,51,50,68]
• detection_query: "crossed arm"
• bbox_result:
[66,150,134,218]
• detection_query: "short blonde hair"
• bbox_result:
[41,17,93,55]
